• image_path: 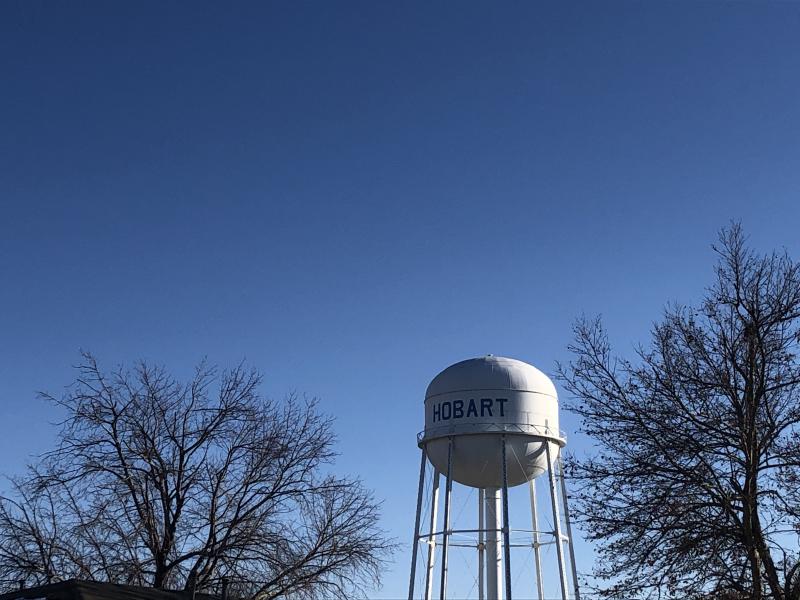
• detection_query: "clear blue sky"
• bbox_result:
[2,1,800,598]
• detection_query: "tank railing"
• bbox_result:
[417,421,566,445]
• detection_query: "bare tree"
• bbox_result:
[559,225,800,600]
[0,355,394,598]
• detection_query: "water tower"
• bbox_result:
[407,356,580,600]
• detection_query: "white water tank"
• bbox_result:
[419,355,560,488]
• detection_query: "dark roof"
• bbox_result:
[0,580,218,600]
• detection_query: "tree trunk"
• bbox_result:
[153,557,168,589]
[752,511,785,600]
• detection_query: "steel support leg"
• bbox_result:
[439,437,454,600]
[485,488,502,600]
[408,448,427,600]
[424,469,440,600]
[501,435,512,600]
[478,488,485,600]
[559,455,581,600]
[546,441,569,600]
[529,478,544,600]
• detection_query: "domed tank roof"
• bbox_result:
[425,355,557,401]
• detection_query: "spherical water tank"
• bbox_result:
[420,355,561,488]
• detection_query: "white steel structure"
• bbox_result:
[408,355,580,600]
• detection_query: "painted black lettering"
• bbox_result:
[496,398,508,417]
[467,398,478,417]
[481,398,493,417]
[453,399,463,419]
[433,403,440,422]
[441,401,451,420]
